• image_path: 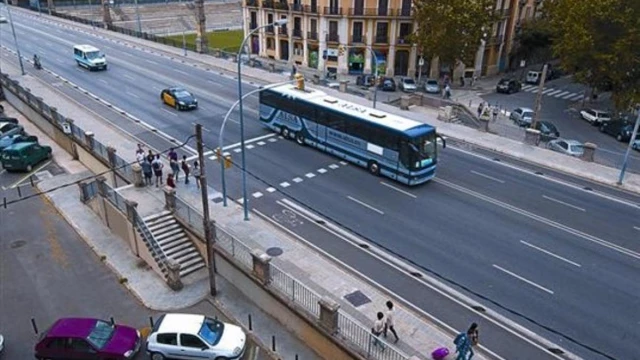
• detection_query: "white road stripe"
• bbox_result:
[246,144,255,149]
[280,182,290,188]
[521,85,535,91]
[292,177,303,183]
[161,108,177,116]
[347,196,384,215]
[380,181,417,198]
[520,241,582,267]
[493,264,554,295]
[542,195,586,212]
[328,164,340,169]
[524,87,538,93]
[233,148,241,153]
[305,172,316,178]
[257,141,266,146]
[340,161,348,165]
[125,91,140,98]
[634,226,640,231]
[124,74,135,80]
[561,93,576,100]
[98,79,108,85]
[223,133,277,150]
[570,94,584,101]
[470,170,505,184]
[317,168,327,174]
[542,88,555,94]
[266,187,276,193]
[174,69,188,75]
[252,192,263,198]
[546,90,563,96]
[145,59,159,65]
[553,91,570,98]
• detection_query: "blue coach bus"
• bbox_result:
[258,84,445,185]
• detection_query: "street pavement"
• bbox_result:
[2,7,640,360]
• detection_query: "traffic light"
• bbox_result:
[214,147,222,162]
[294,73,305,91]
[223,155,232,169]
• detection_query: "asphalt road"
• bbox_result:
[2,8,640,360]
[480,77,640,174]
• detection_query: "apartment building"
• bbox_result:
[242,0,418,77]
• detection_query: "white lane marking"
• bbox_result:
[266,187,276,193]
[470,170,505,184]
[162,108,177,116]
[317,168,327,174]
[634,226,640,231]
[542,195,586,212]
[246,144,255,149]
[8,160,52,189]
[123,74,135,80]
[125,91,140,98]
[280,182,290,188]
[268,138,277,142]
[380,181,417,198]
[570,94,584,101]
[437,178,640,260]
[541,88,555,94]
[145,59,159,65]
[233,148,241,153]
[329,164,340,169]
[561,92,576,100]
[524,87,538,93]
[98,79,108,85]
[493,264,554,295]
[223,133,277,150]
[553,91,570,98]
[305,172,316,178]
[252,192,263,198]
[174,69,188,75]
[292,177,303,183]
[347,196,384,215]
[521,85,535,91]
[340,161,348,165]
[546,90,563,96]
[257,141,266,146]
[520,241,582,267]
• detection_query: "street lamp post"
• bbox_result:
[218,80,295,207]
[617,110,640,185]
[3,0,25,75]
[236,19,288,221]
[340,44,379,108]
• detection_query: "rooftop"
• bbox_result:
[47,317,98,338]
[157,313,205,334]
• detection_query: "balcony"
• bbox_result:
[326,33,340,43]
[304,4,319,13]
[292,28,303,38]
[323,6,342,16]
[374,34,388,44]
[395,7,412,17]
[265,25,275,34]
[250,22,258,30]
[274,1,289,10]
[262,0,274,7]
[290,2,304,12]
[396,36,410,45]
[348,8,389,16]
[350,34,366,44]
[307,31,319,41]
[278,26,289,35]
[245,0,259,7]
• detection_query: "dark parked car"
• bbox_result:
[496,78,521,94]
[0,134,38,151]
[0,117,24,140]
[34,318,141,360]
[531,121,560,141]
[600,120,639,142]
[379,77,396,91]
[356,74,375,88]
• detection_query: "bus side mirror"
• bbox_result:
[437,134,446,149]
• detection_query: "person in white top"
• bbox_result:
[384,300,399,343]
[372,311,385,350]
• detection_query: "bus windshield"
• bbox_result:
[409,132,437,168]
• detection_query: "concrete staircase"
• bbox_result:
[142,211,206,278]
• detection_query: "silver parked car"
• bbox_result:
[399,77,417,92]
[424,79,440,94]
[632,139,640,151]
[547,139,584,157]
[509,107,535,127]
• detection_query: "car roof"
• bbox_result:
[169,87,188,92]
[157,313,204,334]
[517,107,534,112]
[74,44,100,52]
[558,139,582,145]
[46,318,97,338]
[3,142,36,151]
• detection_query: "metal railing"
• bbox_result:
[133,208,169,269]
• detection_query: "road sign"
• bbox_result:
[418,57,424,67]
[520,60,526,68]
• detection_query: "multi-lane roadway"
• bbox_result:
[2,7,640,360]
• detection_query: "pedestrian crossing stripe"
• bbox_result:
[554,91,571,98]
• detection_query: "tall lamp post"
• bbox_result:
[339,44,379,108]
[2,0,25,75]
[617,110,640,185]
[237,18,288,221]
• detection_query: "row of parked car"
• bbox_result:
[12,313,246,360]
[0,109,53,172]
[355,74,443,94]
[580,109,640,149]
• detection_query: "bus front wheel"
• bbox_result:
[368,161,380,176]
[295,132,305,145]
[281,127,290,139]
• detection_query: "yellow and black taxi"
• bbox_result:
[161,87,198,111]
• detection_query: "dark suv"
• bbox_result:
[600,120,638,142]
[496,78,521,94]
[531,121,560,141]
[379,77,397,91]
[356,74,375,88]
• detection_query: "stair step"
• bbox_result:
[180,256,204,270]
[165,243,196,257]
[154,228,184,242]
[180,263,206,278]
[148,222,180,234]
[161,237,191,251]
[157,231,188,244]
[175,251,200,264]
[146,217,177,228]
[143,210,172,222]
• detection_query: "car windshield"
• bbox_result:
[599,112,611,119]
[570,145,584,153]
[86,51,103,60]
[499,79,509,84]
[404,79,415,85]
[522,111,534,118]
[426,80,438,86]
[198,317,224,346]
[86,320,115,349]
[175,90,192,99]
[409,132,437,168]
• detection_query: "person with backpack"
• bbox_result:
[152,155,164,187]
[181,155,190,185]
[192,160,201,189]
[141,158,153,186]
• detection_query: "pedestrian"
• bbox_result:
[383,300,399,343]
[371,311,385,350]
[152,154,164,187]
[476,103,483,118]
[444,84,451,99]
[453,328,473,360]
[146,149,155,164]
[135,144,145,164]
[170,157,180,182]
[492,106,499,121]
[193,160,201,189]
[460,75,465,87]
[168,147,178,162]
[471,75,477,87]
[467,322,479,347]
[181,155,190,184]
[141,158,153,186]
[166,173,176,189]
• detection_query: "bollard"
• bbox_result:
[2,197,6,209]
[31,318,39,334]
[248,314,252,331]
[17,186,22,198]
[149,316,154,328]
[110,317,115,325]
[30,175,34,187]
[272,335,276,352]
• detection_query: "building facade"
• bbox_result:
[243,0,419,77]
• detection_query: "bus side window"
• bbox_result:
[399,140,411,168]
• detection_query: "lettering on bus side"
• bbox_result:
[327,129,363,148]
[275,111,300,128]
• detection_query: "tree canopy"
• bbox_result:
[412,0,499,67]
[544,0,640,109]
[511,18,553,66]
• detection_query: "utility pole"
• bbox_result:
[617,110,640,185]
[194,0,208,53]
[3,0,25,75]
[531,63,548,129]
[196,124,217,296]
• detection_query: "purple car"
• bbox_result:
[35,317,141,360]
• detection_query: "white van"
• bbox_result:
[73,45,107,71]
[526,71,541,84]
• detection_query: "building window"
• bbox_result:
[293,17,302,37]
[400,0,411,16]
[398,23,411,43]
[267,13,274,33]
[353,0,364,15]
[352,21,363,43]
[267,38,275,49]
[377,0,388,16]
[375,22,388,43]
[250,12,257,29]
[310,18,317,33]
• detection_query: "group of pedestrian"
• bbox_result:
[476,102,500,121]
[371,301,400,351]
[136,145,202,190]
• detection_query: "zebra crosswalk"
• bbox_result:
[519,84,585,101]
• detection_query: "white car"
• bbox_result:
[399,77,417,92]
[633,139,640,151]
[146,313,246,360]
[547,138,584,157]
[0,333,4,353]
[580,109,611,125]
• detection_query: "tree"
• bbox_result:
[412,0,499,69]
[544,0,640,109]
[511,18,553,67]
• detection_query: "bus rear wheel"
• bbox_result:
[295,132,305,145]
[281,127,290,139]
[368,161,380,176]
